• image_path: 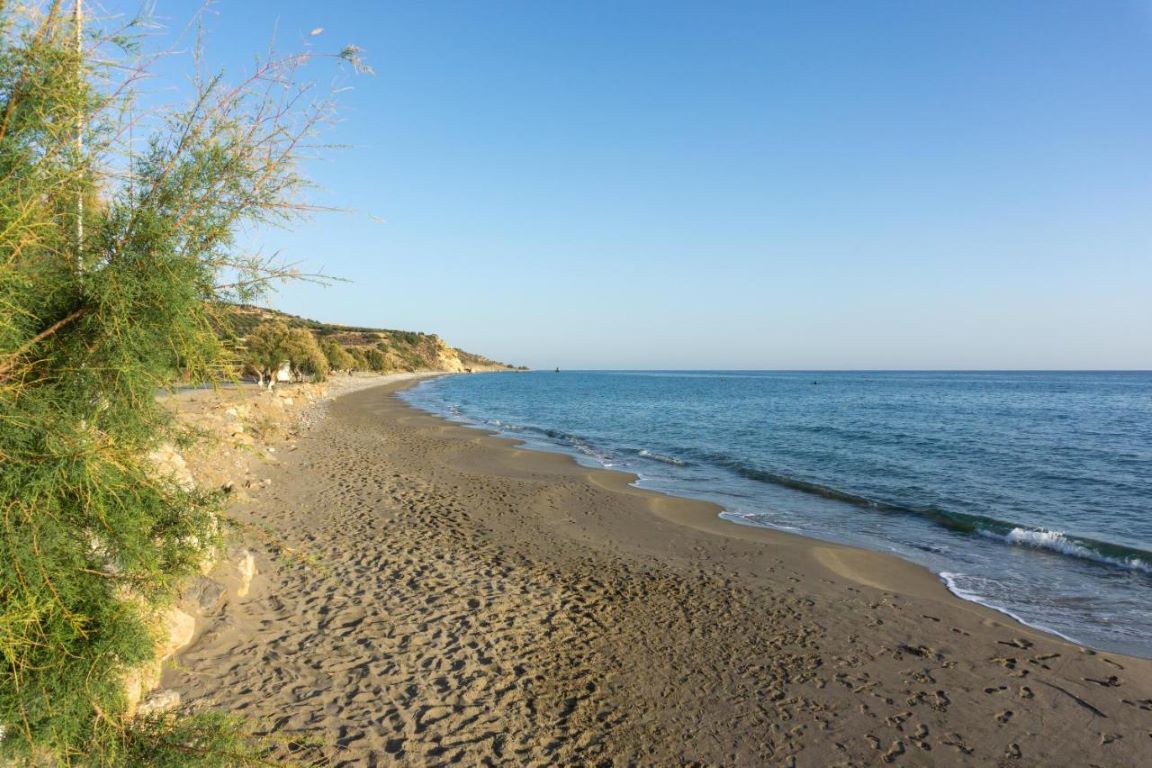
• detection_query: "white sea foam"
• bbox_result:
[985,527,1152,574]
[717,511,801,532]
[638,449,686,466]
[939,572,1082,645]
[401,372,1152,656]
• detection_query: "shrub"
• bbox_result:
[244,320,293,387]
[364,348,388,371]
[345,346,368,371]
[0,3,364,763]
[321,339,354,372]
[284,328,328,382]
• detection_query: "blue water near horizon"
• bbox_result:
[401,370,1152,657]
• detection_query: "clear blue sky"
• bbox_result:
[115,1,1151,369]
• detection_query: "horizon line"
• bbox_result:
[522,368,1152,373]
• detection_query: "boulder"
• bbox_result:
[184,576,226,614]
[157,607,196,662]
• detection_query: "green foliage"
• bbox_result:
[243,320,292,385]
[0,2,360,764]
[363,348,387,371]
[216,305,518,372]
[320,339,353,372]
[112,712,277,767]
[345,346,368,371]
[389,330,424,347]
[244,321,362,383]
[284,328,327,383]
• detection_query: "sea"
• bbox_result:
[401,370,1152,658]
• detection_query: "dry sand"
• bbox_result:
[167,378,1152,767]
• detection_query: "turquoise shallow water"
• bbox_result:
[402,370,1152,657]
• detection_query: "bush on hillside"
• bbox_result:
[364,348,388,371]
[321,338,355,372]
[344,346,367,371]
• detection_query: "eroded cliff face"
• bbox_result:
[416,334,515,373]
[434,337,467,372]
[223,305,521,373]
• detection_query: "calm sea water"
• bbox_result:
[402,371,1152,657]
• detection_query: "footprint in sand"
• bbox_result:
[998,637,1034,650]
[942,733,974,755]
[885,711,912,729]
[991,656,1017,670]
[1084,675,1122,688]
[882,739,905,763]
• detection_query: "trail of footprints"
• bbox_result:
[181,431,628,765]
[295,485,612,763]
[171,396,1152,767]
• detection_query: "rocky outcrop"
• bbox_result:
[127,381,339,719]
[146,443,196,491]
[432,336,467,372]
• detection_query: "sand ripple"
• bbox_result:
[167,382,1152,767]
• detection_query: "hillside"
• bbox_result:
[219,305,523,373]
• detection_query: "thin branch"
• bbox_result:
[0,306,86,381]
[0,0,65,144]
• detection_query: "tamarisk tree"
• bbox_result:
[0,2,365,763]
[243,320,292,388]
[284,328,328,383]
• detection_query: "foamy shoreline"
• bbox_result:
[167,377,1152,766]
[402,370,1152,659]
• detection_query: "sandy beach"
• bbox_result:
[166,377,1152,767]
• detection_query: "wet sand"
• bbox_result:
[167,378,1152,766]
